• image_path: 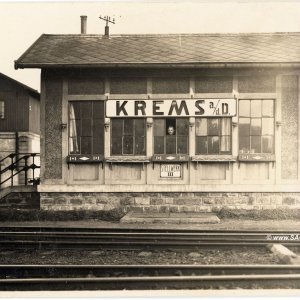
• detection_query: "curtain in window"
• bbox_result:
[69,103,79,153]
[220,118,231,152]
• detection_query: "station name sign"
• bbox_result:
[106,99,236,118]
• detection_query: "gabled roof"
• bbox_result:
[0,72,39,99]
[15,32,300,69]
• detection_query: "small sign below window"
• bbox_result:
[67,155,104,163]
[161,164,181,178]
[152,154,189,162]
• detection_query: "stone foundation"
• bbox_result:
[40,192,300,211]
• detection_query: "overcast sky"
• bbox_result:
[1,0,300,91]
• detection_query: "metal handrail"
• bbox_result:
[0,153,40,190]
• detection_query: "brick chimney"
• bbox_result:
[80,16,87,34]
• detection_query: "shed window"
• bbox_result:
[195,118,231,154]
[153,118,189,154]
[69,101,104,155]
[111,119,146,155]
[239,99,274,154]
[0,101,4,119]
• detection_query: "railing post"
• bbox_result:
[10,155,14,187]
[32,154,35,182]
[24,156,28,186]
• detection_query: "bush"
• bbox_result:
[0,208,126,222]
[218,207,300,220]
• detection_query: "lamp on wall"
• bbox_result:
[60,123,67,130]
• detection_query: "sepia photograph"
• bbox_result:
[0,0,300,298]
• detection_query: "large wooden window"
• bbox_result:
[239,99,274,154]
[195,118,231,154]
[111,119,146,155]
[153,118,189,154]
[0,101,4,119]
[69,101,104,155]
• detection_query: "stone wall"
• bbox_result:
[40,192,300,211]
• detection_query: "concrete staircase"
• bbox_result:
[0,185,39,209]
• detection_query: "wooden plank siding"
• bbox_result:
[0,75,34,132]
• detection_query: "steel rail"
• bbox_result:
[0,226,299,234]
[1,274,300,290]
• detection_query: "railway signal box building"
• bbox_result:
[15,30,300,212]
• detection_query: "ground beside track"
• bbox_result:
[0,219,300,231]
[0,247,281,265]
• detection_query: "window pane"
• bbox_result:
[250,118,261,135]
[70,102,81,119]
[154,136,164,154]
[110,78,147,94]
[239,118,250,137]
[124,119,134,135]
[93,101,104,118]
[208,136,219,154]
[0,101,4,118]
[152,78,189,94]
[123,136,134,154]
[81,102,92,118]
[177,136,188,154]
[208,119,219,135]
[93,118,103,137]
[81,137,92,154]
[177,118,189,135]
[135,137,146,155]
[69,137,80,154]
[135,119,145,136]
[262,118,274,135]
[81,119,92,136]
[239,136,250,153]
[262,136,274,153]
[221,118,231,136]
[69,118,81,137]
[196,137,207,154]
[166,118,176,135]
[195,118,207,136]
[239,100,250,117]
[251,136,261,153]
[166,136,176,154]
[251,100,261,117]
[221,136,231,152]
[111,119,123,137]
[111,137,122,155]
[262,100,274,117]
[93,137,102,154]
[153,119,164,136]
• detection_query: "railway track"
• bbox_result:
[1,264,300,290]
[0,226,299,250]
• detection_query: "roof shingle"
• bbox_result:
[15,33,300,68]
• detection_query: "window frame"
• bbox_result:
[153,118,189,155]
[238,99,275,154]
[68,100,105,156]
[110,118,147,156]
[195,117,232,155]
[0,101,5,119]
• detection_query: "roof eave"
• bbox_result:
[14,62,300,70]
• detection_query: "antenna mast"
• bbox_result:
[99,15,115,37]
